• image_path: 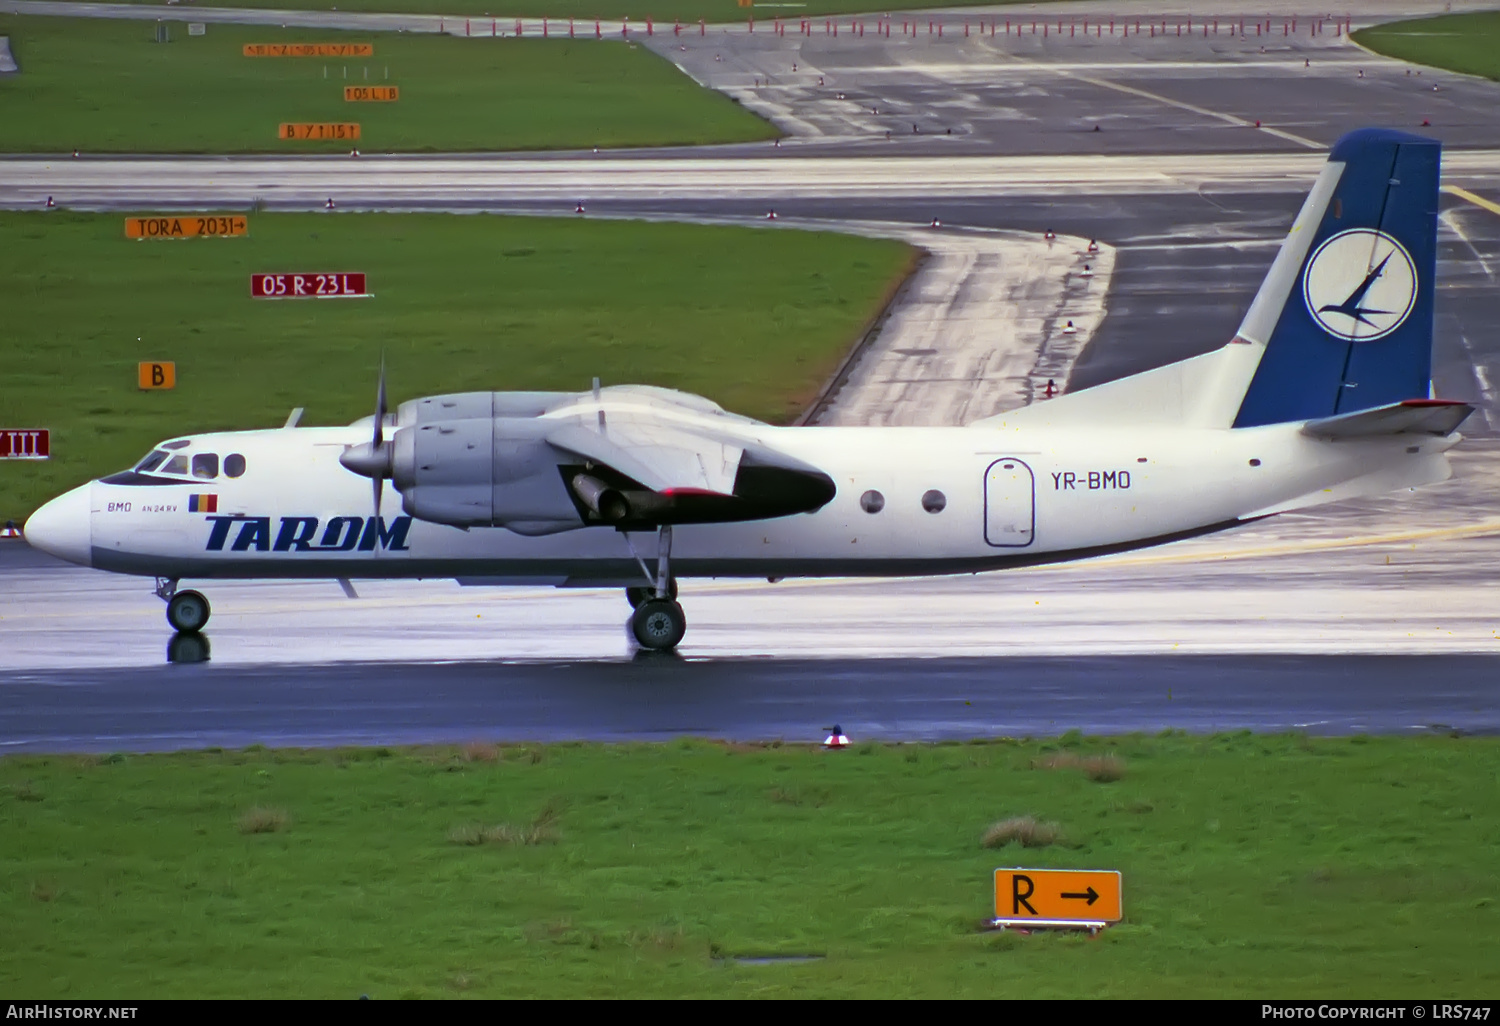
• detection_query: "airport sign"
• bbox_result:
[993,868,1122,927]
[138,362,176,390]
[279,123,361,141]
[251,272,369,299]
[245,43,373,57]
[0,429,50,460]
[345,86,399,102]
[125,215,247,239]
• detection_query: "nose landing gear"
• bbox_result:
[156,577,211,634]
[624,525,686,651]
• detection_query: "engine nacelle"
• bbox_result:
[392,416,584,534]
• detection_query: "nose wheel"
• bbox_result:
[164,587,211,634]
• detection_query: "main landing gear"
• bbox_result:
[625,525,686,652]
[156,577,211,634]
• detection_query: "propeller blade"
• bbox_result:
[374,356,388,448]
[373,357,388,518]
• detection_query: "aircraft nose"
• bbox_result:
[25,483,93,567]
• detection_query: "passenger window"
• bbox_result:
[224,453,246,478]
[161,454,189,476]
[135,450,168,473]
[192,453,219,479]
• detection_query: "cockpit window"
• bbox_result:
[161,454,189,476]
[161,440,191,451]
[224,453,246,478]
[135,450,168,473]
[192,453,219,479]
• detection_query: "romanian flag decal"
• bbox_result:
[188,494,218,513]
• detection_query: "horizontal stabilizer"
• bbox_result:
[1300,399,1472,440]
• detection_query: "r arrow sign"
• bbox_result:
[993,869,1122,925]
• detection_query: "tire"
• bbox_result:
[626,580,677,609]
[631,599,686,651]
[166,589,211,633]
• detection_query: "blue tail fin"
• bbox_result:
[1233,129,1440,428]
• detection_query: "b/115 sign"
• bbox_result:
[1,429,50,459]
[251,273,368,299]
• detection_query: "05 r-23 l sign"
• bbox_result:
[251,273,369,299]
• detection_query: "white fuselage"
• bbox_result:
[68,418,1450,584]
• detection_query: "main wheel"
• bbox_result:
[166,589,211,633]
[631,599,686,651]
[626,580,677,609]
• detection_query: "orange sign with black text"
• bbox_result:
[344,86,398,102]
[993,869,1122,923]
[125,215,247,239]
[138,362,177,390]
[279,123,361,141]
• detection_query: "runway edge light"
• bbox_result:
[991,868,1122,935]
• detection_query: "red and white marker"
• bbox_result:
[822,725,849,749]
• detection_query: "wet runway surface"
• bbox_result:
[4,653,1496,754]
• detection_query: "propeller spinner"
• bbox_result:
[338,360,393,517]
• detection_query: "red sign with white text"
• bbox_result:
[251,272,368,299]
[0,429,50,459]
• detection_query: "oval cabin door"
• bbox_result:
[983,458,1035,548]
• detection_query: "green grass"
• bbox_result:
[57,0,1050,24]
[2,733,1497,997]
[0,210,915,520]
[0,16,775,152]
[1354,12,1500,83]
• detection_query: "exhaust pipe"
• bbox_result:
[571,473,629,522]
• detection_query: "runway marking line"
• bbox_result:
[1444,185,1500,218]
[974,43,1323,150]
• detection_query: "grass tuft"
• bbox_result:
[769,785,831,807]
[1031,751,1126,782]
[237,807,289,834]
[1083,754,1127,782]
[449,799,561,847]
[981,816,1063,849]
[8,780,45,802]
[460,742,499,764]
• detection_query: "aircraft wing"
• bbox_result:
[545,418,746,495]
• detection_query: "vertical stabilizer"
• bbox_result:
[1233,129,1440,427]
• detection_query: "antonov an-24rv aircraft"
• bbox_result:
[25,129,1473,650]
